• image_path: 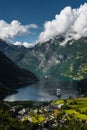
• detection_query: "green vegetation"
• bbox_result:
[18,53,40,75]
[54,98,87,120]
[54,99,64,105]
[65,109,87,119]
[1,37,87,80]
[60,53,87,80]
[30,114,45,123]
[0,50,38,100]
[0,98,87,130]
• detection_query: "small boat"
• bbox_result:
[57,89,62,98]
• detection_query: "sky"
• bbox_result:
[0,0,87,47]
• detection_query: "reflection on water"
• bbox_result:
[4,78,77,101]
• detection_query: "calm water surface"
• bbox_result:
[4,78,77,101]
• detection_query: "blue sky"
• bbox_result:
[0,0,87,44]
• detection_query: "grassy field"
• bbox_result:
[54,97,87,120]
[30,114,45,123]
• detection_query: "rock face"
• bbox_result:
[0,37,87,80]
[0,51,38,100]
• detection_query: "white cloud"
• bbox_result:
[0,19,38,41]
[22,41,37,48]
[13,41,37,48]
[38,3,87,44]
[13,41,22,46]
[0,20,38,48]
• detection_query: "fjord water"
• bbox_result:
[4,78,77,101]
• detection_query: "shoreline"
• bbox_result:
[1,79,39,101]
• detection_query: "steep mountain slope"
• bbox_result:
[0,39,28,62]
[0,51,38,100]
[0,37,87,80]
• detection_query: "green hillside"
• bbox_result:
[0,51,38,100]
[0,37,87,80]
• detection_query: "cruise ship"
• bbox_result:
[57,89,62,98]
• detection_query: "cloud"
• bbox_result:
[38,3,87,44]
[0,20,38,48]
[0,20,38,46]
[13,41,37,48]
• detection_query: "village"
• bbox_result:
[5,97,87,130]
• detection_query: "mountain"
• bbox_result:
[0,50,38,100]
[0,39,28,62]
[0,37,87,80]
